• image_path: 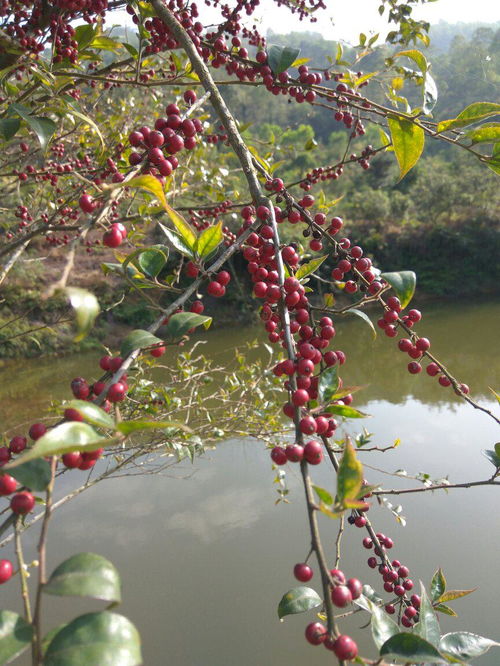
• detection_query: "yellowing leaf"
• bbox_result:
[388,117,425,180]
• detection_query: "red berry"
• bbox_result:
[9,436,27,454]
[109,357,123,372]
[331,585,352,607]
[150,345,166,358]
[0,560,13,584]
[305,622,326,645]
[0,475,17,496]
[416,337,430,351]
[79,194,96,214]
[292,389,310,407]
[108,382,126,402]
[11,491,35,514]
[304,440,323,465]
[333,635,358,661]
[346,578,363,600]
[270,446,287,465]
[285,444,304,462]
[103,227,123,248]
[62,452,83,468]
[216,270,231,286]
[29,423,47,440]
[294,563,313,582]
[64,408,84,422]
[99,355,112,371]
[408,362,422,374]
[207,281,225,298]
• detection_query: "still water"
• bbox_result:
[0,300,499,665]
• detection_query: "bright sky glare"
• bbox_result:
[110,0,500,43]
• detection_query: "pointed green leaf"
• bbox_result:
[414,583,440,646]
[44,612,142,666]
[482,449,500,468]
[437,102,500,133]
[120,329,163,357]
[62,400,115,430]
[195,221,223,259]
[355,595,400,650]
[4,422,113,468]
[440,632,500,661]
[345,308,376,339]
[121,42,138,58]
[133,246,168,278]
[277,586,321,619]
[380,633,447,662]
[467,122,500,145]
[116,420,190,435]
[381,271,416,308]
[126,174,171,218]
[88,35,121,52]
[295,255,328,280]
[318,366,339,403]
[74,24,96,51]
[8,459,51,491]
[163,312,212,341]
[337,443,363,502]
[325,404,369,419]
[65,287,100,342]
[431,568,446,602]
[437,588,476,603]
[44,553,121,602]
[434,603,457,617]
[158,223,194,258]
[267,45,300,75]
[394,49,428,73]
[0,611,33,664]
[312,485,333,505]
[0,117,20,141]
[10,103,56,150]
[387,117,425,180]
[163,201,197,250]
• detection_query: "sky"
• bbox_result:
[110,0,500,43]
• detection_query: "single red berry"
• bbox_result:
[305,622,326,645]
[329,569,346,584]
[385,604,395,614]
[426,362,440,376]
[408,309,422,322]
[9,436,27,454]
[62,452,83,469]
[346,578,363,600]
[408,362,422,374]
[0,560,13,584]
[29,423,47,440]
[103,227,123,248]
[0,475,18,496]
[216,270,231,286]
[207,281,225,298]
[11,491,35,515]
[416,337,430,351]
[79,194,96,214]
[190,300,204,314]
[294,563,313,582]
[303,440,323,465]
[108,382,126,402]
[64,408,84,422]
[99,355,112,371]
[439,375,452,387]
[331,585,352,607]
[285,444,304,462]
[270,447,287,465]
[332,635,358,661]
[150,345,166,358]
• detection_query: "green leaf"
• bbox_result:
[88,35,121,52]
[439,632,500,662]
[74,24,95,51]
[394,49,428,73]
[116,420,189,435]
[387,116,425,180]
[431,568,446,602]
[120,329,163,357]
[125,174,175,220]
[482,449,500,468]
[267,45,300,75]
[133,246,168,278]
[4,422,113,468]
[163,312,212,341]
[337,442,363,502]
[345,309,376,339]
[295,255,328,280]
[437,588,476,603]
[44,553,121,602]
[10,103,56,150]
[467,122,500,145]
[312,485,333,505]
[163,201,197,250]
[0,117,20,141]
[62,400,115,430]
[121,42,138,58]
[325,404,369,419]
[194,221,223,259]
[0,611,33,664]
[8,459,51,491]
[158,223,195,258]
[423,71,438,115]
[437,102,500,133]
[318,366,339,403]
[434,603,457,617]
[65,287,100,342]
[355,595,399,650]
[277,586,321,619]
[44,612,142,666]
[380,633,446,662]
[381,271,416,308]
[414,583,440,646]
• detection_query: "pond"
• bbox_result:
[0,300,499,665]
